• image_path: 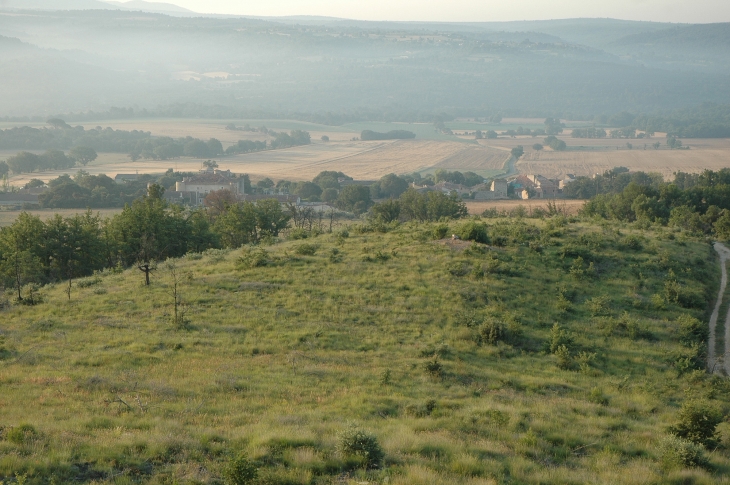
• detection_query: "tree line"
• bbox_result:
[574,167,730,239]
[6,147,98,174]
[0,187,290,300]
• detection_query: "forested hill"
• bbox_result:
[0,11,729,119]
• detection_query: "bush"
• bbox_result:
[288,228,310,240]
[549,323,574,353]
[554,345,573,370]
[659,435,708,469]
[294,243,318,255]
[668,400,723,448]
[237,248,269,268]
[76,276,102,288]
[424,358,443,377]
[479,319,505,345]
[223,454,258,485]
[337,426,384,468]
[677,314,708,346]
[432,224,449,239]
[7,424,37,444]
[458,221,489,244]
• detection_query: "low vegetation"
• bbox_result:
[0,210,728,484]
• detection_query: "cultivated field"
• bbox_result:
[517,138,730,180]
[4,140,509,186]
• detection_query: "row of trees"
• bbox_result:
[0,186,291,298]
[578,168,730,237]
[5,147,97,174]
[371,189,468,223]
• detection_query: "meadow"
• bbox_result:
[1,215,728,484]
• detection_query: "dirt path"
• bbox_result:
[709,242,730,373]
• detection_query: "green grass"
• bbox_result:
[0,218,729,484]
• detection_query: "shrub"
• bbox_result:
[204,248,230,263]
[668,400,723,448]
[588,387,608,406]
[288,228,310,240]
[677,314,708,346]
[237,248,269,268]
[223,454,258,485]
[424,358,443,378]
[457,221,489,244]
[337,426,384,468]
[659,435,708,469]
[621,235,642,250]
[7,424,37,444]
[586,296,611,317]
[554,345,573,370]
[295,243,318,255]
[76,276,102,288]
[432,224,449,239]
[549,323,574,353]
[479,319,505,345]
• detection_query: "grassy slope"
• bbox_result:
[0,218,729,484]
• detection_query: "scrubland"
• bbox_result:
[1,216,729,484]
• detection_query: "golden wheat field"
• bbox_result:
[517,138,730,179]
[4,139,511,185]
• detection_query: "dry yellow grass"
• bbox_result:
[0,208,123,227]
[465,199,586,216]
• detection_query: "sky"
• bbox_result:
[152,0,730,23]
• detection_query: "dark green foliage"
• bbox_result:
[371,199,401,223]
[668,400,723,448]
[399,189,468,222]
[479,319,504,345]
[457,221,489,244]
[223,455,258,485]
[337,426,384,468]
[432,224,449,240]
[336,185,373,215]
[294,243,318,255]
[544,135,567,151]
[373,173,409,198]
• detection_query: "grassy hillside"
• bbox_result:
[1,216,729,484]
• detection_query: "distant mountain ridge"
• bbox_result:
[0,0,195,15]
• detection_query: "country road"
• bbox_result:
[709,242,730,373]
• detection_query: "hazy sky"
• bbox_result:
[157,0,730,23]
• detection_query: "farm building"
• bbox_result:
[175,168,246,197]
[472,179,508,200]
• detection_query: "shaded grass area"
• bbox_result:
[0,218,729,484]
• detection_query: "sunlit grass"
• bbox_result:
[0,218,728,484]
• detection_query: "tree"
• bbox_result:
[165,259,192,328]
[321,135,330,142]
[371,199,401,223]
[0,213,45,301]
[184,140,210,158]
[313,171,350,189]
[0,161,8,176]
[254,199,290,237]
[206,138,224,156]
[69,146,98,166]
[203,160,219,169]
[41,149,74,170]
[533,143,543,151]
[545,118,564,135]
[295,181,323,200]
[7,152,41,173]
[46,118,69,129]
[204,189,237,218]
[511,146,524,159]
[486,130,498,139]
[214,202,259,248]
[336,185,373,215]
[376,173,408,198]
[256,178,274,189]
